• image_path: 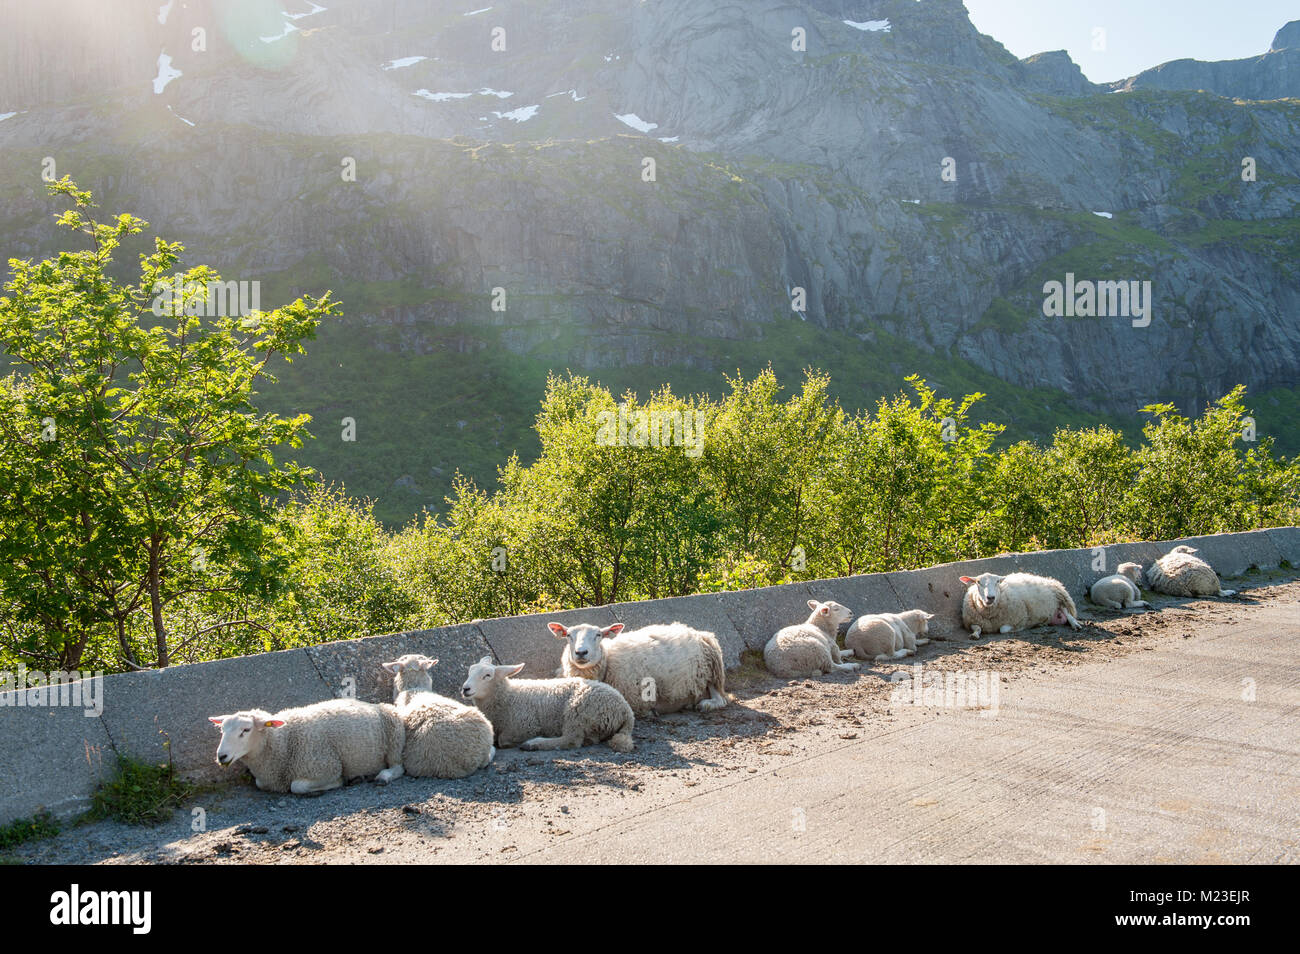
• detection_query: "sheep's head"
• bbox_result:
[960,573,1003,608]
[462,656,524,701]
[1117,562,1144,583]
[549,621,623,669]
[382,654,439,694]
[1170,545,1199,555]
[901,610,935,635]
[209,710,280,766]
[807,599,853,631]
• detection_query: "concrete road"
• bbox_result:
[497,602,1299,864]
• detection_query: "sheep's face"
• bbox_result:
[1117,562,1144,583]
[549,621,624,669]
[462,656,524,701]
[209,710,281,765]
[1170,545,1198,556]
[807,600,852,630]
[960,573,1003,608]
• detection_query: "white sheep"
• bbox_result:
[381,654,495,779]
[845,610,935,662]
[551,621,727,717]
[764,600,861,678]
[209,698,405,795]
[960,572,1082,638]
[1144,545,1237,597]
[460,656,636,753]
[1089,562,1150,610]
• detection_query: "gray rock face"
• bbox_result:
[1112,19,1300,100]
[1272,20,1300,51]
[0,0,1297,428]
[1019,51,1097,96]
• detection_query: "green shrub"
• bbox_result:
[87,754,195,826]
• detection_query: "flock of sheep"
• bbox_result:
[208,544,1235,796]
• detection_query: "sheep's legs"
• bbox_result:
[290,777,342,795]
[1094,597,1123,610]
[1218,589,1237,597]
[840,648,855,659]
[376,765,404,784]
[832,662,860,673]
[698,684,727,711]
[519,735,580,751]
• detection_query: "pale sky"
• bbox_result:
[962,0,1296,83]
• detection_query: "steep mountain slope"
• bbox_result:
[1,0,1297,522]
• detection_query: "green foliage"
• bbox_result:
[0,810,60,850]
[87,754,194,826]
[0,179,337,669]
[1,186,1297,675]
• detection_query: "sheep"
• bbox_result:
[460,656,636,753]
[550,621,727,717]
[960,572,1082,638]
[381,654,495,779]
[208,698,405,795]
[763,600,861,678]
[1089,562,1150,611]
[1144,545,1237,598]
[845,610,935,662]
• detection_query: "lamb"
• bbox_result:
[845,610,935,662]
[551,621,727,717]
[381,654,495,779]
[460,656,636,753]
[960,572,1082,638]
[763,600,861,678]
[209,698,405,795]
[1144,545,1237,598]
[1089,562,1150,610]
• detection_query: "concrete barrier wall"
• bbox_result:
[1,528,1294,825]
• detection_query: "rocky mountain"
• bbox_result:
[1,0,1297,521]
[1110,20,1300,100]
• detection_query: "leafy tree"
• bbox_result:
[0,179,336,668]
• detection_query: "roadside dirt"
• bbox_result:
[10,571,1297,865]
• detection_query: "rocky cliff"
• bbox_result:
[1,0,1297,519]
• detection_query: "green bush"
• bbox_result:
[87,754,195,826]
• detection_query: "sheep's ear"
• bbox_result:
[381,661,402,674]
[819,605,829,615]
[807,599,818,610]
[923,613,935,620]
[548,622,569,639]
[263,719,286,729]
[479,655,494,666]
[601,623,624,638]
[420,658,438,671]
[959,576,976,585]
[499,663,525,677]
[208,716,227,727]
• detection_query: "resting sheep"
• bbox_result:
[551,621,727,717]
[1089,562,1150,611]
[960,572,1082,638]
[845,610,934,662]
[461,656,636,753]
[1144,545,1236,598]
[382,654,495,779]
[764,600,860,678]
[209,698,405,795]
